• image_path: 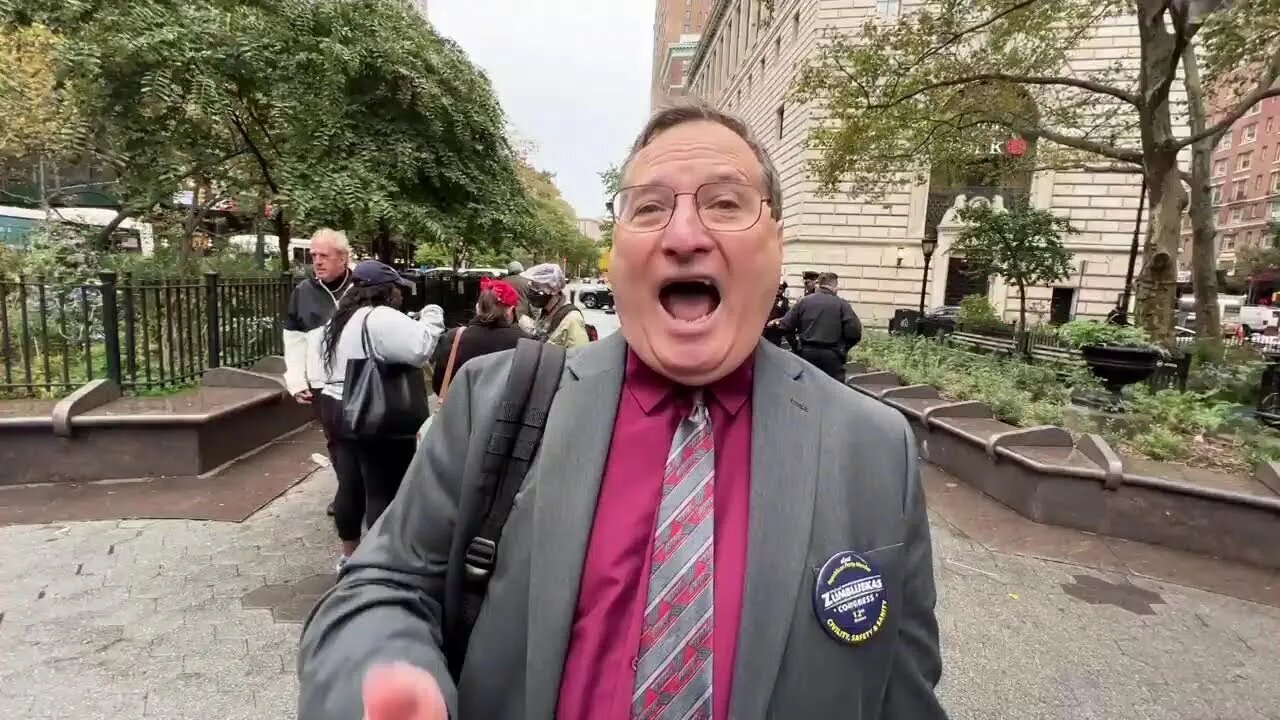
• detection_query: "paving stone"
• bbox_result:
[4,466,1279,719]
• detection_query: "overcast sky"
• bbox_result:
[428,0,654,220]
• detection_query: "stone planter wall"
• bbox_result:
[845,363,1280,570]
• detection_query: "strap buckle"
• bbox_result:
[464,538,497,582]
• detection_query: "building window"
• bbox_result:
[1249,203,1259,219]
[777,104,785,140]
[877,0,902,16]
[1244,124,1258,143]
[1273,201,1280,219]
[1257,174,1264,190]
[1225,234,1237,250]
[1214,159,1227,176]
[1219,132,1232,150]
[1211,185,1223,204]
[1246,230,1255,247]
[1239,151,1253,172]
[792,12,800,41]
[1248,103,1262,116]
[1268,118,1275,133]
[1230,207,1244,224]
[1233,179,1247,200]
[1272,172,1280,193]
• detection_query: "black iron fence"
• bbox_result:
[1,272,292,399]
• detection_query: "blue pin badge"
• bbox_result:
[813,550,888,645]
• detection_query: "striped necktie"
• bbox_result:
[632,395,715,720]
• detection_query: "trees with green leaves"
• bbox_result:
[794,0,1280,346]
[952,199,1077,340]
[598,162,622,249]
[1,0,526,268]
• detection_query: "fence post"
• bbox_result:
[205,271,221,368]
[98,271,122,385]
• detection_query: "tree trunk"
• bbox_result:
[1017,281,1029,356]
[274,209,291,271]
[376,221,394,264]
[1136,157,1186,346]
[96,209,132,251]
[1181,43,1223,343]
[253,216,266,270]
[1133,4,1184,347]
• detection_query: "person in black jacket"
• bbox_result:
[430,277,531,397]
[770,271,862,382]
[762,280,797,349]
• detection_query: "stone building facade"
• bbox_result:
[652,0,717,110]
[1180,97,1280,274]
[683,0,1163,326]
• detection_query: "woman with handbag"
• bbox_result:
[429,277,530,400]
[321,260,445,570]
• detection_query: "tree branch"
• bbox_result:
[1174,43,1280,149]
[870,72,1140,110]
[229,113,280,193]
[908,0,1048,69]
[1019,125,1145,163]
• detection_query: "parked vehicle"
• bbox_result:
[577,284,614,309]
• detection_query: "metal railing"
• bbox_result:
[1,272,292,398]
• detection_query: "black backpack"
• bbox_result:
[441,338,565,677]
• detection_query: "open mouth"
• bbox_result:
[659,278,721,322]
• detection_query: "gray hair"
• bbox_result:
[818,272,839,289]
[623,102,782,221]
[310,228,351,255]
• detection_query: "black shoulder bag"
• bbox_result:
[442,338,566,676]
[340,309,431,439]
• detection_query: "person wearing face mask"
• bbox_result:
[298,105,947,720]
[522,262,591,350]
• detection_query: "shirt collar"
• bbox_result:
[624,348,753,417]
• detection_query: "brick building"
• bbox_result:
[1181,98,1280,274]
[683,0,1172,326]
[652,0,716,110]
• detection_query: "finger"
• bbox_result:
[363,663,446,720]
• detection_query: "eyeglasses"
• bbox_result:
[608,182,771,232]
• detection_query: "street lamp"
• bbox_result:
[919,234,938,315]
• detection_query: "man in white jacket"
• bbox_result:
[284,229,354,515]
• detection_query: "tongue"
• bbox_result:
[666,291,715,322]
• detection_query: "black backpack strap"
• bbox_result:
[455,339,566,651]
[466,340,565,576]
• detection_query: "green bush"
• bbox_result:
[853,330,1280,470]
[956,294,1004,332]
[1057,319,1155,349]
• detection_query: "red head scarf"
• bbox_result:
[481,276,520,308]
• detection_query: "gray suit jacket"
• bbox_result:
[297,333,947,720]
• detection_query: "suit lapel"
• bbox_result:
[524,333,627,718]
[730,342,821,719]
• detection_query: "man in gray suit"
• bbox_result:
[297,104,947,720]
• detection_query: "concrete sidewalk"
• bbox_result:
[1,467,1278,719]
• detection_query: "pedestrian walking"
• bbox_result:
[429,277,530,398]
[319,260,444,572]
[503,260,533,325]
[282,228,354,517]
[523,263,591,349]
[299,104,946,720]
[772,271,862,383]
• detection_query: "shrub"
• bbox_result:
[1057,319,1155,349]
[956,294,1004,332]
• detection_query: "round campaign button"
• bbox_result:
[813,550,887,645]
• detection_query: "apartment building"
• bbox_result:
[684,0,1163,325]
[1183,97,1280,273]
[652,0,717,109]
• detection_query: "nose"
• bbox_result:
[659,194,715,259]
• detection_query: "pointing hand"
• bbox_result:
[363,662,447,720]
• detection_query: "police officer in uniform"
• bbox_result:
[772,271,862,382]
[762,280,796,349]
[802,270,820,296]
